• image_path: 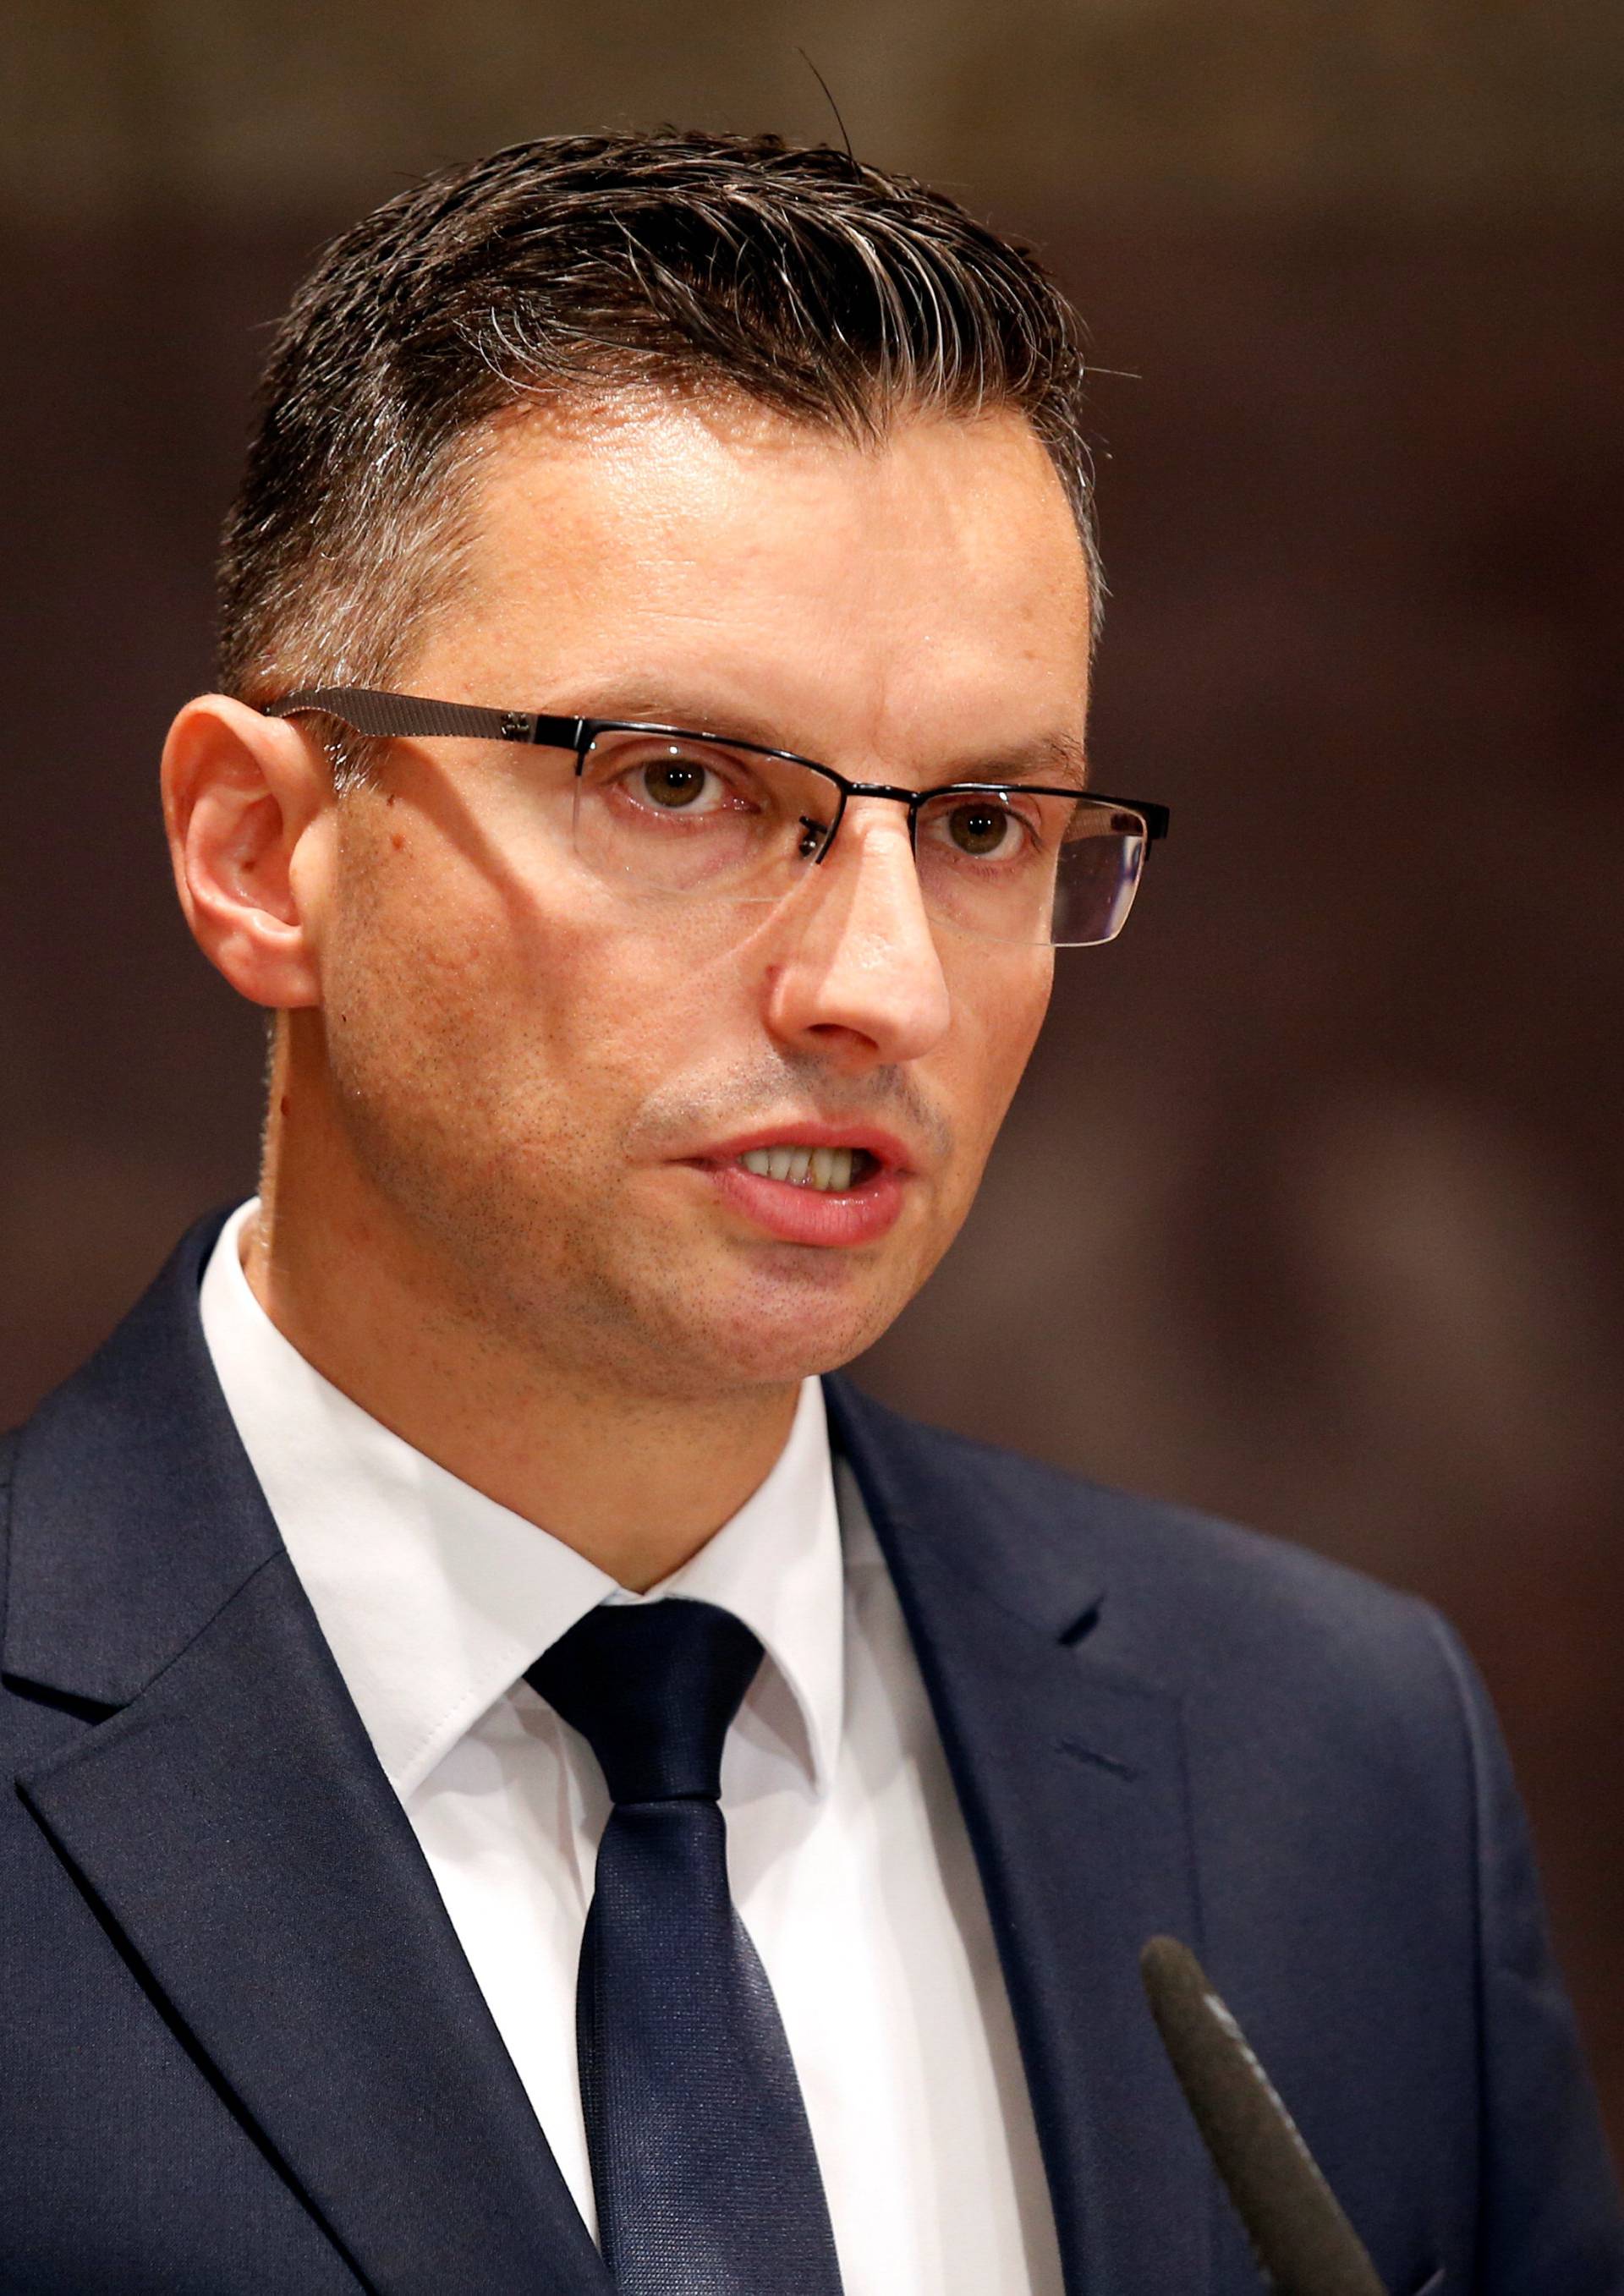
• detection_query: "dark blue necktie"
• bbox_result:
[526,1597,845,2295]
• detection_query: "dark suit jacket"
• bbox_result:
[3,1214,1620,2294]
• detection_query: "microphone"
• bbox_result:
[1140,1936,1388,2295]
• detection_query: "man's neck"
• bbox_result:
[244,1155,801,1597]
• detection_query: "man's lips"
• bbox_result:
[670,1121,916,1247]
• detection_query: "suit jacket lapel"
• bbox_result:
[6,1218,607,2296]
[826,1377,1214,2296]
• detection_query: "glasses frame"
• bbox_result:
[265,684,1170,939]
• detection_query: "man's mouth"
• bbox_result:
[734,1145,881,1193]
[683,1126,911,1246]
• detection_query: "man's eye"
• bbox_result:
[945,800,1020,858]
[633,757,718,811]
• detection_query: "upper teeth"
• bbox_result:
[741,1145,857,1191]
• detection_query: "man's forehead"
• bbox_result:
[445,395,1093,718]
[464,392,1085,578]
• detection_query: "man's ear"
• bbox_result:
[160,694,334,1010]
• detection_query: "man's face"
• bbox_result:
[302,396,1091,1399]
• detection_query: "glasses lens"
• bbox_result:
[914,789,1147,946]
[573,730,837,901]
[1051,803,1148,945]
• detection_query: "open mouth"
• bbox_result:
[734,1145,881,1193]
[687,1126,910,1247]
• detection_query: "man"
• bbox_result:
[1,131,1617,2296]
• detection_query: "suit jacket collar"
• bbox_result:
[6,1205,272,1707]
[5,1214,608,2295]
[826,1375,1214,2296]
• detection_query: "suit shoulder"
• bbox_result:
[829,1377,1452,1702]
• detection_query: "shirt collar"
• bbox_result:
[197,1201,842,1800]
[642,1374,843,1795]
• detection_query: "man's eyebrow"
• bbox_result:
[551,682,793,749]
[960,734,1084,789]
[547,683,1090,785]
[937,732,1089,787]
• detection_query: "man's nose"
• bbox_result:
[759,802,952,1070]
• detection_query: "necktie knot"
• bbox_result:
[526,1596,764,1806]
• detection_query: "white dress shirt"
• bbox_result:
[199,1199,1063,2295]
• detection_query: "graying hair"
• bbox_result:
[217,132,1105,774]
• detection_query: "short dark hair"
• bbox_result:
[217,131,1103,724]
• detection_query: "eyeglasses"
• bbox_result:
[265,686,1171,950]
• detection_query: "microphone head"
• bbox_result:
[1140,1936,1388,2295]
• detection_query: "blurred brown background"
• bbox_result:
[2,0,1621,2153]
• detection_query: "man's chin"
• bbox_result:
[556,1186,942,1395]
[685,1242,924,1389]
